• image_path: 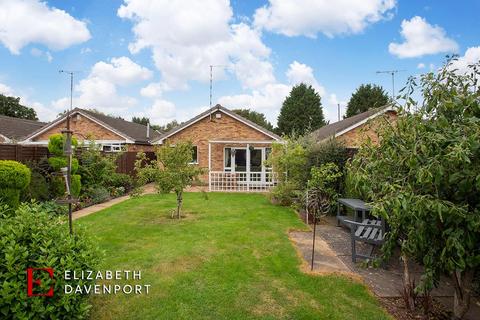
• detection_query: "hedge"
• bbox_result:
[0,160,31,208]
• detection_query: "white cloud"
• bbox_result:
[417,63,426,69]
[118,0,275,90]
[0,0,90,54]
[90,57,152,86]
[145,99,177,124]
[449,47,480,74]
[30,47,53,62]
[254,0,396,38]
[140,82,170,98]
[389,16,458,58]
[218,61,341,124]
[52,57,152,117]
[0,83,14,96]
[286,61,325,96]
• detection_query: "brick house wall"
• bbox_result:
[337,111,397,148]
[33,114,124,142]
[164,111,276,181]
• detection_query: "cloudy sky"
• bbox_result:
[0,0,479,125]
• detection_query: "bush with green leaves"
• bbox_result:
[0,160,31,208]
[0,202,101,319]
[87,186,111,204]
[307,163,343,214]
[77,140,120,192]
[347,58,480,318]
[21,159,52,202]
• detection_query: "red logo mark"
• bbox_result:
[27,268,54,297]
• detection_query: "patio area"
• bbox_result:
[289,216,480,320]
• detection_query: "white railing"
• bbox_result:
[209,171,278,192]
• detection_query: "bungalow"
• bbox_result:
[21,108,159,152]
[311,106,397,148]
[0,115,46,143]
[152,104,282,192]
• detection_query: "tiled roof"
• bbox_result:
[311,107,394,141]
[0,115,46,141]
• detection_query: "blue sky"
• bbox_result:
[0,0,479,125]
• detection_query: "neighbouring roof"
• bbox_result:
[311,106,396,142]
[23,108,160,144]
[0,115,46,141]
[152,104,281,143]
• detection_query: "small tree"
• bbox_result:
[144,142,203,219]
[277,83,326,136]
[347,58,480,318]
[345,84,390,118]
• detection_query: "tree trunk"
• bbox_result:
[401,253,415,311]
[452,269,474,319]
[176,191,183,219]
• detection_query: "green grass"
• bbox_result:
[78,193,389,320]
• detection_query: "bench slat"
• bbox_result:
[361,227,372,239]
[369,228,379,240]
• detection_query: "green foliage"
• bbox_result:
[0,93,38,120]
[267,138,308,205]
[132,116,149,126]
[71,174,81,197]
[47,133,78,156]
[345,84,390,118]
[269,181,301,206]
[77,140,119,191]
[87,186,111,204]
[0,202,101,319]
[347,59,480,316]
[37,200,68,216]
[0,160,31,208]
[232,109,274,131]
[104,173,133,192]
[307,162,343,214]
[277,83,326,136]
[50,176,66,198]
[48,157,79,173]
[22,171,50,201]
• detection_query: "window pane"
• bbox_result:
[235,149,246,172]
[250,149,262,172]
[191,146,198,163]
[224,148,231,168]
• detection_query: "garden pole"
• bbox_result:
[311,212,316,271]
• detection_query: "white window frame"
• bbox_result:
[102,143,125,152]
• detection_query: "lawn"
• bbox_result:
[78,192,389,320]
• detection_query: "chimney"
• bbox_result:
[146,122,150,139]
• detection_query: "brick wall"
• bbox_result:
[33,113,124,142]
[165,111,276,181]
[337,111,397,148]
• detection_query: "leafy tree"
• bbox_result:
[347,59,480,318]
[345,84,390,118]
[0,94,38,120]
[135,142,203,219]
[277,83,326,136]
[132,116,150,126]
[232,109,274,131]
[156,120,180,133]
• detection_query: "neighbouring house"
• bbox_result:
[0,115,46,143]
[310,106,397,148]
[21,108,160,152]
[152,104,282,192]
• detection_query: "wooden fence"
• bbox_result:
[0,144,155,175]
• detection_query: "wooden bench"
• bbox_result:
[343,218,385,263]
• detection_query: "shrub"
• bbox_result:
[104,173,133,191]
[71,174,81,197]
[0,160,31,208]
[307,163,343,214]
[38,200,68,216]
[48,157,79,174]
[47,133,78,156]
[269,181,301,206]
[50,176,66,198]
[88,186,110,204]
[0,202,101,319]
[77,140,120,191]
[22,171,49,202]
